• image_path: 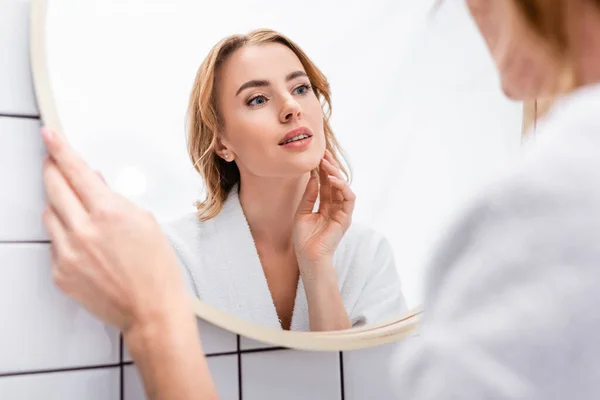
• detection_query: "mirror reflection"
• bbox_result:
[43,0,524,331]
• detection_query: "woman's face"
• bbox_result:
[215,43,326,179]
[466,0,562,100]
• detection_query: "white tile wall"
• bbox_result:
[342,341,408,400]
[0,117,49,241]
[241,350,341,400]
[0,368,119,399]
[124,355,239,400]
[0,0,38,116]
[0,244,120,374]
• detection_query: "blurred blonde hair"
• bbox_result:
[186,29,351,221]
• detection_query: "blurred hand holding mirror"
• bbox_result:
[34,0,524,344]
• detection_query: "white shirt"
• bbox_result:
[391,83,600,400]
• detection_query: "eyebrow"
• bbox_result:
[235,71,308,96]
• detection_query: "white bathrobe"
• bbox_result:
[161,186,408,331]
[390,83,600,399]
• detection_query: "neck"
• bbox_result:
[238,172,312,252]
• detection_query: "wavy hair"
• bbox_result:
[186,29,351,221]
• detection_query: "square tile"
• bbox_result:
[0,367,119,399]
[241,350,341,400]
[196,319,239,355]
[0,0,39,116]
[0,244,120,374]
[124,355,238,400]
[0,117,48,241]
[205,355,239,400]
[123,318,237,362]
[123,365,144,400]
[342,341,411,400]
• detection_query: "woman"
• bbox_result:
[41,0,600,399]
[163,29,407,332]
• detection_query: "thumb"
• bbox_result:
[296,169,319,216]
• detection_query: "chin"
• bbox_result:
[288,148,323,175]
[501,81,526,101]
[501,76,545,101]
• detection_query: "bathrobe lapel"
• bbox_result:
[210,186,313,332]
[205,187,281,329]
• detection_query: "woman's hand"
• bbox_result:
[292,149,354,331]
[41,126,218,399]
[293,149,356,269]
[40,127,190,335]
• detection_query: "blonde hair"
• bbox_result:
[186,29,351,221]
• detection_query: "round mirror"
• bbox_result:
[30,0,525,350]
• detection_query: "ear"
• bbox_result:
[214,134,234,162]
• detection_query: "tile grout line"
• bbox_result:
[0,363,121,378]
[119,345,287,366]
[205,346,289,359]
[120,334,124,400]
[0,241,50,244]
[339,352,345,400]
[0,113,40,120]
[234,346,286,355]
[237,335,243,400]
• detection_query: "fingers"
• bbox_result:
[43,205,75,272]
[296,169,319,215]
[43,158,89,230]
[320,159,344,202]
[318,159,332,212]
[323,149,339,169]
[327,176,356,218]
[41,127,108,211]
[43,206,67,245]
[321,150,344,203]
[321,159,344,180]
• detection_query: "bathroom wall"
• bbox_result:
[0,1,406,399]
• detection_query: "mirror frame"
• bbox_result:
[29,0,528,351]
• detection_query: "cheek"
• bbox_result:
[227,115,272,154]
[304,97,325,134]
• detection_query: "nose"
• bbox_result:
[279,97,302,123]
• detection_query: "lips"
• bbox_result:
[278,127,313,145]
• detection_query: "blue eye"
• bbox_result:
[294,84,312,95]
[248,95,268,107]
